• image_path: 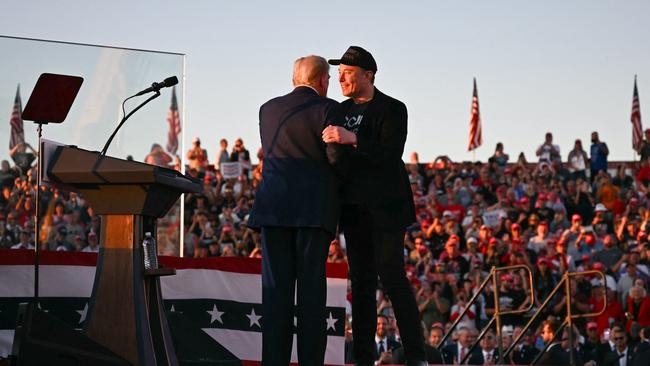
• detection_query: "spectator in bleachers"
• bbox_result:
[186,137,208,172]
[9,142,36,175]
[568,139,590,181]
[590,131,609,180]
[215,138,229,166]
[144,143,174,167]
[229,138,251,174]
[82,232,99,253]
[10,229,34,250]
[536,132,561,164]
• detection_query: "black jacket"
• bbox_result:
[603,348,635,366]
[249,86,341,233]
[511,344,539,365]
[633,341,650,366]
[441,343,481,365]
[334,88,416,228]
[467,348,499,365]
[391,344,443,364]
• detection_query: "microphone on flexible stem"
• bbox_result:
[99,76,178,156]
[134,76,178,96]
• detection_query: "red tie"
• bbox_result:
[460,347,466,363]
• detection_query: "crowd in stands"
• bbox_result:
[3,130,650,365]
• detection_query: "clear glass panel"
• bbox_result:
[0,36,185,255]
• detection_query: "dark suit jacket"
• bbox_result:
[344,337,402,363]
[467,348,499,365]
[334,88,416,228]
[391,344,443,364]
[374,336,402,360]
[603,348,635,366]
[249,86,341,233]
[633,341,650,366]
[511,344,539,365]
[582,339,612,365]
[441,343,481,365]
[537,343,566,366]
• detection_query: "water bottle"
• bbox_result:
[142,232,158,269]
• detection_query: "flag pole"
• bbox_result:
[635,74,637,164]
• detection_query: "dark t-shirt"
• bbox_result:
[342,101,369,134]
[11,152,35,175]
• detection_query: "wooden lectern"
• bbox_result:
[44,142,200,366]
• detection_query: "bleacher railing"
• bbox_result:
[436,264,535,365]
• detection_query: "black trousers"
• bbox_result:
[342,205,426,363]
[261,226,331,366]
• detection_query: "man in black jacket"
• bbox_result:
[603,327,635,366]
[322,45,426,366]
[248,55,341,366]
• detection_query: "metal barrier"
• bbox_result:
[500,270,607,366]
[436,264,535,365]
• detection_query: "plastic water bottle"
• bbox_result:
[142,232,158,269]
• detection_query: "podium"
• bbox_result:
[44,143,201,366]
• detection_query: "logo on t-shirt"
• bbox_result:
[344,115,363,133]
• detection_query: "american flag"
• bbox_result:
[632,75,643,152]
[467,78,482,151]
[9,84,24,151]
[166,86,181,155]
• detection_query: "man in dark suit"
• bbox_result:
[440,327,480,365]
[248,55,341,366]
[374,315,402,363]
[583,321,612,365]
[391,323,445,364]
[603,327,635,366]
[509,326,539,365]
[633,327,650,366]
[467,330,499,365]
[322,46,426,366]
[537,319,567,366]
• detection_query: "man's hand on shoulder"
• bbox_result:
[322,125,357,145]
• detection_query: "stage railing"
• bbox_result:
[499,270,607,366]
[436,264,535,365]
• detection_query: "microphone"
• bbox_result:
[134,76,178,96]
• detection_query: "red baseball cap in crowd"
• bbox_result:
[585,233,596,246]
[431,322,444,331]
[572,214,582,222]
[592,262,605,271]
[445,239,458,248]
[581,254,591,263]
[537,258,549,265]
[537,193,548,201]
[518,197,530,205]
[511,223,520,230]
[417,245,428,255]
[587,322,598,330]
[489,237,499,246]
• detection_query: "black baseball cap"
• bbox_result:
[328,46,377,72]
